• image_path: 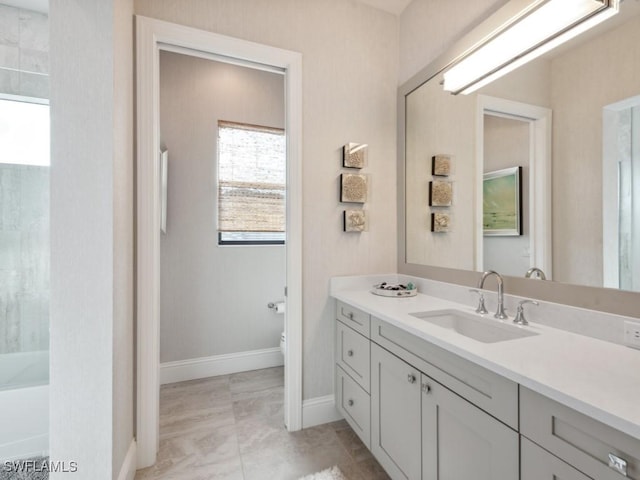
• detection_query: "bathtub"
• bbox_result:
[0,351,49,461]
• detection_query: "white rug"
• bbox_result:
[298,465,346,480]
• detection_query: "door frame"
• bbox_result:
[135,15,303,468]
[475,95,553,278]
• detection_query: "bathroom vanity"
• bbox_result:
[332,278,640,480]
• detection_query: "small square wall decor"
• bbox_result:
[431,212,450,233]
[429,180,452,206]
[344,210,368,232]
[432,154,451,176]
[341,173,368,203]
[343,143,368,169]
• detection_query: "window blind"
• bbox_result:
[217,121,286,234]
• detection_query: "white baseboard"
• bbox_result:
[160,348,284,385]
[117,439,136,480]
[302,395,343,429]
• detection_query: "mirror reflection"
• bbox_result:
[405,1,640,291]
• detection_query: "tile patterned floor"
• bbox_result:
[135,366,390,480]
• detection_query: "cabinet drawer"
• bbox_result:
[336,300,370,337]
[521,437,592,480]
[336,320,370,392]
[336,365,370,449]
[521,387,640,480]
[371,316,518,429]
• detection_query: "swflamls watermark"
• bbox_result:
[2,459,78,473]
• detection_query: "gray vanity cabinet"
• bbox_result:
[335,301,372,449]
[371,343,422,480]
[521,437,592,480]
[420,373,519,480]
[520,387,640,479]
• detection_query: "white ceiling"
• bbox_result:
[356,0,412,15]
[1,0,48,13]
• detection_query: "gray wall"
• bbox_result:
[136,0,399,400]
[0,3,49,99]
[159,51,286,363]
[0,165,49,355]
[50,0,134,477]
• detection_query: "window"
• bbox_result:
[0,97,50,166]
[217,121,286,245]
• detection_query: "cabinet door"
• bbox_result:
[421,374,519,480]
[371,343,421,480]
[521,437,593,480]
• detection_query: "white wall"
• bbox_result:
[135,0,398,400]
[159,51,285,362]
[404,76,476,269]
[50,0,134,477]
[550,14,640,287]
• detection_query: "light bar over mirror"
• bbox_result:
[443,0,619,95]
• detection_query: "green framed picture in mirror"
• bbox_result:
[483,167,522,236]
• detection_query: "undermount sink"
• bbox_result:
[409,309,539,343]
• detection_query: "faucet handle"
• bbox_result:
[514,300,539,326]
[469,289,489,315]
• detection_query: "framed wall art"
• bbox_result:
[432,154,451,176]
[343,143,368,169]
[483,166,522,236]
[431,212,450,233]
[428,180,452,207]
[341,173,368,203]
[343,209,368,232]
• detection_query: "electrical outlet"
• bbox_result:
[623,321,640,349]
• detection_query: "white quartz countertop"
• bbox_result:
[332,288,640,441]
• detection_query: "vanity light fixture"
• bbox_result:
[443,0,619,95]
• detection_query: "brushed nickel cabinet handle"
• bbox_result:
[608,453,627,476]
[407,374,417,384]
[347,349,354,357]
[347,399,354,407]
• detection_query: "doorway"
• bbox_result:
[475,95,552,279]
[157,51,286,383]
[136,17,303,468]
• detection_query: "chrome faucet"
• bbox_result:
[469,289,488,315]
[513,299,539,326]
[525,267,547,280]
[478,270,508,320]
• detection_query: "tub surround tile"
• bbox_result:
[0,5,19,46]
[18,9,48,52]
[18,71,48,98]
[0,4,48,99]
[19,48,48,74]
[0,68,19,95]
[0,45,19,69]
